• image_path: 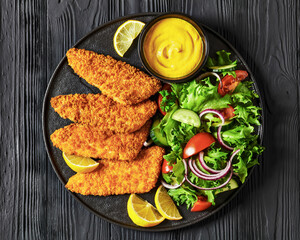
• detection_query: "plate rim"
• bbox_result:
[42,12,265,232]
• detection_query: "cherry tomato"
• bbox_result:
[191,196,212,212]
[162,159,173,174]
[218,70,248,96]
[235,70,249,81]
[158,84,172,115]
[183,132,216,159]
[220,105,235,120]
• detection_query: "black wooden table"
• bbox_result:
[1,1,299,239]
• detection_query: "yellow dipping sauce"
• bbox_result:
[143,18,203,79]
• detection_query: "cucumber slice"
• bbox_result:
[150,119,169,147]
[215,179,239,195]
[172,109,201,128]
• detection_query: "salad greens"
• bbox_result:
[154,50,264,208]
[206,50,237,76]
[172,77,232,113]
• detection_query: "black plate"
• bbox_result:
[42,13,264,231]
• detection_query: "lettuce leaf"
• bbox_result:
[204,143,229,170]
[207,50,237,67]
[172,77,231,113]
[206,50,237,76]
[157,106,197,164]
[168,186,198,209]
[218,123,264,182]
[159,89,177,113]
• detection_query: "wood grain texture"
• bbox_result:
[0,0,299,239]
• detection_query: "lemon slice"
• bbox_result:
[154,185,183,220]
[113,20,145,57]
[127,194,165,227]
[62,152,99,173]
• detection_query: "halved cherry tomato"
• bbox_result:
[191,196,212,212]
[235,70,249,81]
[158,84,172,115]
[162,159,173,174]
[218,70,248,96]
[183,132,216,159]
[220,105,235,120]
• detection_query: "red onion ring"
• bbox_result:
[160,159,188,189]
[182,159,188,176]
[199,109,225,125]
[185,149,240,190]
[188,158,230,180]
[185,167,233,190]
[161,179,184,189]
[198,152,222,174]
[161,150,240,190]
[196,72,222,83]
[217,125,234,150]
[199,109,234,150]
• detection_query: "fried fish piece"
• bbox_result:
[66,48,161,105]
[65,146,165,196]
[50,120,151,160]
[51,94,157,134]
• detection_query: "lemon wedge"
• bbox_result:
[154,185,182,220]
[127,194,165,227]
[62,152,99,173]
[113,20,145,57]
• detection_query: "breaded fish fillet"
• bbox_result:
[50,120,151,160]
[66,48,161,105]
[51,94,157,134]
[65,146,165,196]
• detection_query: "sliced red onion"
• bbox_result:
[182,159,188,176]
[184,149,240,190]
[198,152,222,174]
[230,149,240,160]
[199,109,234,150]
[161,150,240,190]
[161,179,184,189]
[199,109,225,125]
[185,167,233,190]
[143,139,153,147]
[161,159,188,189]
[217,125,234,150]
[199,149,240,174]
[190,159,230,180]
[196,72,222,83]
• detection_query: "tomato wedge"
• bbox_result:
[220,105,235,120]
[183,132,216,159]
[158,84,172,115]
[218,70,248,96]
[162,159,173,174]
[191,196,212,212]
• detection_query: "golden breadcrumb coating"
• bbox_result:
[65,146,165,196]
[66,48,161,105]
[51,94,157,134]
[50,120,151,160]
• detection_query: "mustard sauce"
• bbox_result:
[143,18,203,79]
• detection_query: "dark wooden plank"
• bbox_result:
[0,0,48,239]
[0,0,299,239]
[46,1,112,240]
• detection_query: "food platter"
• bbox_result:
[42,13,264,231]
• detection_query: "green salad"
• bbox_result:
[150,50,264,211]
